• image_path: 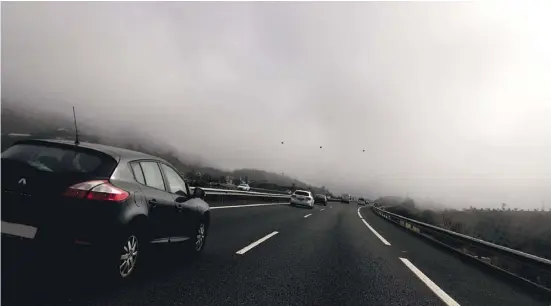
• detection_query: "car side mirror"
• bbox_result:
[175,190,187,197]
[193,187,206,199]
[173,190,188,203]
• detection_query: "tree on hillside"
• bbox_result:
[402,198,416,210]
[420,210,437,225]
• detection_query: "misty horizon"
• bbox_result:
[2,2,551,209]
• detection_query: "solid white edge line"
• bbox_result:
[399,258,461,306]
[236,231,279,255]
[304,214,312,218]
[210,202,289,210]
[357,207,363,219]
[361,219,391,246]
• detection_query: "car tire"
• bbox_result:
[189,219,208,256]
[101,227,143,283]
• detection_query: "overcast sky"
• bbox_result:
[2,2,551,209]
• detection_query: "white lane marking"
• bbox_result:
[361,219,391,246]
[304,214,312,218]
[236,231,279,255]
[399,258,461,306]
[321,208,325,211]
[210,202,288,210]
[357,207,363,219]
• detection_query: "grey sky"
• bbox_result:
[2,2,551,209]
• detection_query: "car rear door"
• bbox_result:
[159,163,197,242]
[134,161,176,243]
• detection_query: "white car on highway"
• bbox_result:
[290,190,314,209]
[237,184,251,191]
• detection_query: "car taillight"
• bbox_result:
[292,194,297,198]
[63,180,129,202]
[306,197,312,201]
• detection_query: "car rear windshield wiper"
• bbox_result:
[2,157,53,172]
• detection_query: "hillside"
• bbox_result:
[1,101,328,193]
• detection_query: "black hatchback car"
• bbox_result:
[1,139,210,281]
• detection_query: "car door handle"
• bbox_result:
[149,199,158,207]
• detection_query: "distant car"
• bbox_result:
[314,194,328,206]
[290,190,314,209]
[1,139,211,281]
[237,184,251,191]
[341,194,351,204]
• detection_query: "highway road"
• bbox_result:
[2,202,547,306]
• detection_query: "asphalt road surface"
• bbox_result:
[2,202,547,306]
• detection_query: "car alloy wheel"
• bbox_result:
[196,222,206,252]
[119,235,139,278]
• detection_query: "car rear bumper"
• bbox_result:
[2,233,111,282]
[1,214,123,253]
[290,199,313,206]
[2,196,129,246]
[1,214,126,270]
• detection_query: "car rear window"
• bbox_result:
[295,191,309,196]
[1,143,117,175]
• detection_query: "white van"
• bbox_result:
[341,194,351,204]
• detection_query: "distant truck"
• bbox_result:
[341,194,351,204]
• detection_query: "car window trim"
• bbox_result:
[131,159,167,192]
[129,161,147,185]
[159,162,190,196]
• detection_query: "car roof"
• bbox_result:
[294,190,310,193]
[15,139,167,163]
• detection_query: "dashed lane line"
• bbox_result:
[236,231,279,255]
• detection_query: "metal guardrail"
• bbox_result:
[372,206,551,292]
[191,183,290,195]
[189,186,290,207]
[190,186,289,198]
